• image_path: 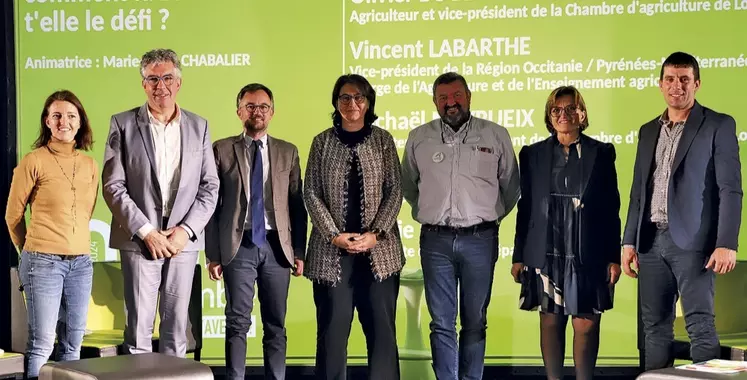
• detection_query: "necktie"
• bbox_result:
[250,139,266,247]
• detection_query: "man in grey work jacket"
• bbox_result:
[402,72,520,380]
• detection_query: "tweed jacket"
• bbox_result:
[303,125,405,285]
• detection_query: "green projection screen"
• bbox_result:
[13,0,747,376]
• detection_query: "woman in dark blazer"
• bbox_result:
[511,86,622,380]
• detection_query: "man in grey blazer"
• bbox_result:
[102,48,219,357]
[205,83,307,380]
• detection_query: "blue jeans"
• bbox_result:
[638,228,718,370]
[19,251,93,378]
[420,224,499,380]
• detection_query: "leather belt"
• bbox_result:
[422,221,497,235]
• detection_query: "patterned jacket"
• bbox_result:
[303,126,405,285]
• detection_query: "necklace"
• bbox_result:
[47,146,79,234]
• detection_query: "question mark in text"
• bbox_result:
[159,9,170,30]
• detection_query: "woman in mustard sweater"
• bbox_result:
[5,90,98,378]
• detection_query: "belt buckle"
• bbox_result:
[655,221,668,230]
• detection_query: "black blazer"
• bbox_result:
[623,101,742,253]
[513,134,621,269]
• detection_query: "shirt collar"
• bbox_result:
[658,109,687,128]
[552,133,581,146]
[242,132,268,148]
[147,104,181,127]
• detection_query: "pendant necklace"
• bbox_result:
[47,146,79,234]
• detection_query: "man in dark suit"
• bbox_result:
[205,83,307,380]
[622,51,742,370]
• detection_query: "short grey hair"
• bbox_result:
[140,48,182,78]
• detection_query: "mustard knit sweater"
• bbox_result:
[5,140,99,255]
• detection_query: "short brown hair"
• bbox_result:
[543,86,589,134]
[34,90,93,150]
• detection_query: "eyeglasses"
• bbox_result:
[338,94,366,105]
[144,74,177,87]
[241,103,272,114]
[550,104,580,118]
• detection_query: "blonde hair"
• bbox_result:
[543,86,589,134]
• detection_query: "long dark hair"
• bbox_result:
[34,90,93,150]
[331,74,378,127]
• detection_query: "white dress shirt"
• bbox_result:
[136,106,193,239]
[244,133,276,231]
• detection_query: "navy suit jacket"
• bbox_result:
[623,101,742,253]
[513,134,621,269]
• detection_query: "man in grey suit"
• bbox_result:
[102,48,219,357]
[205,83,307,380]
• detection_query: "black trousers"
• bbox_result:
[223,231,291,380]
[638,227,718,370]
[313,254,400,380]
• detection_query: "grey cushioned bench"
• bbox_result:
[0,352,23,380]
[39,353,213,380]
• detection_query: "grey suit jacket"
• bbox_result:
[102,103,220,252]
[205,134,307,267]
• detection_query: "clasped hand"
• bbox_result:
[332,232,377,254]
[143,226,189,260]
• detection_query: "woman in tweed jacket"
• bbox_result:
[304,74,404,380]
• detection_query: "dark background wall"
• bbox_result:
[1,0,17,352]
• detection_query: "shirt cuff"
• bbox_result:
[136,223,156,240]
[623,244,636,250]
[180,224,195,239]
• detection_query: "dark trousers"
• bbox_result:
[313,254,400,380]
[223,231,291,380]
[638,227,718,370]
